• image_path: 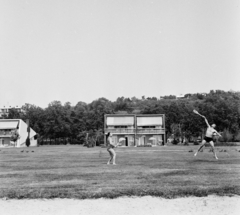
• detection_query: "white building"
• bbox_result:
[104,114,135,146]
[104,114,166,146]
[136,115,165,146]
[0,119,37,147]
[0,106,23,117]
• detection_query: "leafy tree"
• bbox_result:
[87,98,113,130]
[7,108,21,119]
[113,97,133,113]
[9,90,240,145]
[21,104,45,136]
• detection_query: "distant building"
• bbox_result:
[176,94,185,99]
[104,114,135,146]
[0,119,37,147]
[136,115,165,146]
[0,106,23,117]
[104,114,166,146]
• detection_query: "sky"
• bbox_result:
[0,0,239,108]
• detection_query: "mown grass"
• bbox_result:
[0,145,240,199]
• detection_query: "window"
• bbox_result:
[142,126,155,128]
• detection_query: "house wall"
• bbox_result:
[0,137,11,146]
[18,119,37,147]
[0,119,37,148]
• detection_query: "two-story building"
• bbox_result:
[0,119,37,147]
[104,114,165,146]
[104,114,135,146]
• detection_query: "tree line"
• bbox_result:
[2,90,240,145]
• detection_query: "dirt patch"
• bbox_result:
[0,195,240,215]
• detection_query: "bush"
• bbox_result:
[137,145,152,147]
[193,141,199,145]
[193,138,201,145]
[219,129,233,142]
[172,139,179,145]
[234,131,240,142]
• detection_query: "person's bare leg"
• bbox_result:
[108,148,116,165]
[209,141,218,159]
[112,149,116,165]
[107,150,113,164]
[194,140,206,156]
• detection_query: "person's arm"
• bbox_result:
[213,129,222,137]
[203,116,211,127]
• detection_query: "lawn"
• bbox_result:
[0,145,240,199]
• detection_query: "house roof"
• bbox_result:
[106,116,134,126]
[0,120,19,129]
[137,116,163,126]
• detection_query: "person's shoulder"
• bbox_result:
[211,128,217,134]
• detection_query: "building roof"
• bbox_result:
[137,116,163,126]
[106,116,134,126]
[0,120,19,129]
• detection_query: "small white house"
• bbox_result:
[0,119,37,147]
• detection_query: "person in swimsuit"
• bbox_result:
[194,115,222,159]
[106,132,116,165]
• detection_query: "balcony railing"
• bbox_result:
[105,128,165,134]
[0,131,12,136]
[105,128,135,134]
[136,129,165,134]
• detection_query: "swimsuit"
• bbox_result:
[107,138,114,150]
[204,136,213,142]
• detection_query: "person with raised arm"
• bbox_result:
[193,110,222,159]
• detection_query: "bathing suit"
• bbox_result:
[107,137,114,149]
[204,136,213,142]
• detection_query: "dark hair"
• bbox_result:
[106,132,110,138]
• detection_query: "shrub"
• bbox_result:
[219,129,233,142]
[26,136,30,147]
[137,145,152,147]
[193,141,199,145]
[172,139,179,145]
[234,131,240,142]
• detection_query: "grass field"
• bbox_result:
[0,145,240,199]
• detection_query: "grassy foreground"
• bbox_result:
[0,145,240,199]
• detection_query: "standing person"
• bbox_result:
[194,112,222,159]
[106,132,116,165]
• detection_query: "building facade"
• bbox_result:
[0,119,37,147]
[136,115,165,146]
[0,106,23,118]
[104,114,165,146]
